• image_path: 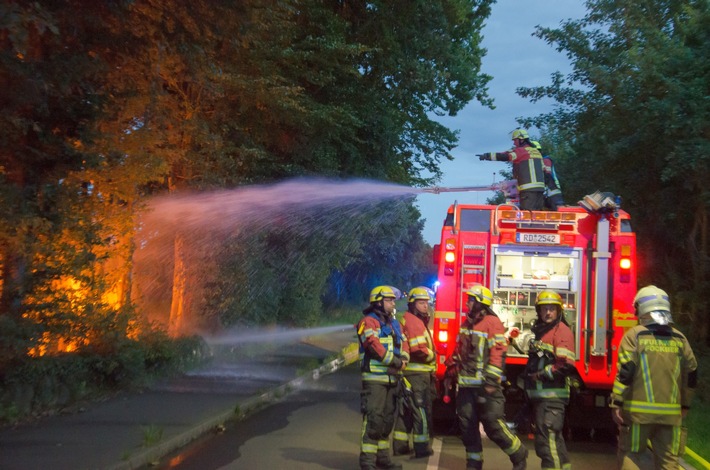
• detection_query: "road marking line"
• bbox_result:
[684,447,710,470]
[427,437,443,470]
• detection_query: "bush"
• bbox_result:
[0,333,209,425]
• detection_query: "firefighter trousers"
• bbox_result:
[360,379,399,469]
[617,421,684,470]
[545,193,565,211]
[457,386,526,469]
[532,398,571,470]
[519,190,545,211]
[392,372,434,456]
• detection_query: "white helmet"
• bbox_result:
[633,285,672,326]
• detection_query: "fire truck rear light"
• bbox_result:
[438,330,448,343]
[444,251,455,263]
[619,256,631,283]
[445,238,456,251]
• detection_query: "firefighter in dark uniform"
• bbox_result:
[448,285,528,470]
[531,140,565,211]
[524,290,575,470]
[392,287,436,458]
[609,285,698,470]
[476,129,545,211]
[356,285,410,470]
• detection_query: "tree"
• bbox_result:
[517,0,710,343]
[1,0,495,350]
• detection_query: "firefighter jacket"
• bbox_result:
[542,155,562,197]
[610,324,698,426]
[483,145,545,192]
[356,311,410,383]
[450,313,507,388]
[524,320,575,402]
[400,311,436,374]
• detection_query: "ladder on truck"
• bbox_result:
[459,244,488,315]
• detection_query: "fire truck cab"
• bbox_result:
[431,193,637,432]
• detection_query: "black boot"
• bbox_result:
[376,451,402,470]
[359,452,377,470]
[392,444,411,456]
[413,447,434,458]
[466,459,483,470]
[511,445,528,470]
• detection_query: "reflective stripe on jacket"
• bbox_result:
[610,324,697,426]
[488,145,545,192]
[401,311,436,374]
[357,312,410,383]
[543,155,562,197]
[453,314,507,388]
[524,321,575,402]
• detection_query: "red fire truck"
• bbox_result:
[430,191,638,432]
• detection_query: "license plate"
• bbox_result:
[516,232,560,244]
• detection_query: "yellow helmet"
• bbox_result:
[369,285,397,303]
[466,285,493,306]
[535,290,563,310]
[634,285,672,325]
[408,286,432,303]
[512,129,529,140]
[530,140,543,151]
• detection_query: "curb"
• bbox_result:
[108,341,358,470]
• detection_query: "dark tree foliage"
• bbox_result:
[0,0,494,359]
[517,0,710,343]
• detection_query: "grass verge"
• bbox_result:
[685,398,710,468]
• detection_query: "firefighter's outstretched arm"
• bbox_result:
[477,151,512,162]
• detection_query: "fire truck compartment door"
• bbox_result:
[492,246,580,292]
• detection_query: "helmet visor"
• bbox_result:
[649,310,672,326]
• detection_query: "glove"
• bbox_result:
[387,357,404,374]
[476,153,488,161]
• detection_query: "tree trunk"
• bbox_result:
[0,248,25,318]
[168,233,187,337]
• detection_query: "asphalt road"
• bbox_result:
[150,363,619,470]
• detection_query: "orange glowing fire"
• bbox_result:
[25,276,130,356]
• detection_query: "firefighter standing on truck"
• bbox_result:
[447,285,528,470]
[356,285,410,470]
[609,285,698,470]
[392,287,436,458]
[476,129,545,211]
[524,290,575,470]
[531,140,565,211]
